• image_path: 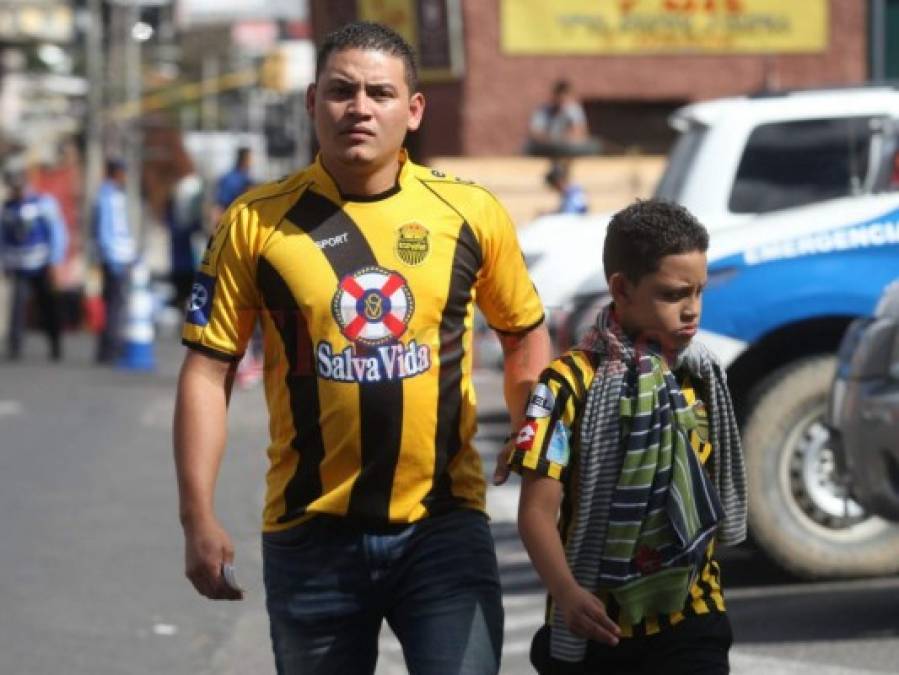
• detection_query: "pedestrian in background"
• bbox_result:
[545,160,589,215]
[174,20,550,675]
[511,200,747,675]
[93,159,136,364]
[1,162,67,361]
[214,146,254,218]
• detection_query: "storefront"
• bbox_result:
[310,0,867,157]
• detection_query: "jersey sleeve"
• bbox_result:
[474,197,545,333]
[181,202,261,361]
[509,352,593,481]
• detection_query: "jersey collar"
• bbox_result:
[313,150,411,204]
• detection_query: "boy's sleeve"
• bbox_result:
[181,203,261,361]
[509,359,582,482]
[474,197,545,334]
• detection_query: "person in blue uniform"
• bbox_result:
[215,147,254,213]
[1,164,67,361]
[93,159,137,364]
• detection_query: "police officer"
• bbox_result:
[1,163,67,361]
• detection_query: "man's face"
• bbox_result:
[307,48,424,174]
[611,250,707,353]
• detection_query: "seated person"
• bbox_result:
[526,80,602,158]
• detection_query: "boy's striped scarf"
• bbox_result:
[550,305,747,663]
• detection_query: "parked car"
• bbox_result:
[517,85,899,579]
[828,281,899,528]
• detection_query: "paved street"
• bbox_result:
[1,332,899,674]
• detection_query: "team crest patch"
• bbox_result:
[332,266,415,346]
[395,222,430,266]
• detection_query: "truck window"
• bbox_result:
[729,117,876,214]
[654,124,707,202]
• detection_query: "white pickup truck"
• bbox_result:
[519,85,899,579]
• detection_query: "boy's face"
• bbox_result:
[610,250,707,353]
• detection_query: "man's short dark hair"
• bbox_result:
[603,199,709,283]
[235,146,251,167]
[316,21,419,93]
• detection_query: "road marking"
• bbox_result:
[152,623,178,636]
[731,650,888,674]
[0,400,23,417]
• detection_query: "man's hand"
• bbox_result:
[493,434,515,485]
[555,583,620,646]
[183,517,243,600]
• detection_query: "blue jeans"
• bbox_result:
[262,509,504,675]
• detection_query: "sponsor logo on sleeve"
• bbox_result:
[515,421,538,451]
[546,420,571,467]
[186,272,216,326]
[526,383,555,418]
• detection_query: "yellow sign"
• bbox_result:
[357,0,463,82]
[358,0,417,46]
[501,0,828,55]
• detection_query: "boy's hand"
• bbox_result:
[555,584,620,646]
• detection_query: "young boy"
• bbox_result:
[510,199,747,674]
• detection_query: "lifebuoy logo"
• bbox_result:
[332,266,414,346]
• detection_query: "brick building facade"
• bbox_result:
[311,0,868,158]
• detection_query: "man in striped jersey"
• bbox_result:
[512,200,746,674]
[173,20,550,675]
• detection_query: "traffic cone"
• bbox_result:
[117,261,156,371]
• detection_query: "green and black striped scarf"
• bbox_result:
[550,304,747,663]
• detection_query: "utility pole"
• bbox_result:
[82,0,105,253]
[123,0,143,249]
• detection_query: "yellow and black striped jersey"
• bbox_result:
[182,152,544,532]
[510,349,725,638]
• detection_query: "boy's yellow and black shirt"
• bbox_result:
[182,152,544,532]
[509,349,725,638]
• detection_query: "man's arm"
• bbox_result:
[493,322,551,485]
[173,349,242,600]
[518,471,620,645]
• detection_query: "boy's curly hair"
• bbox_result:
[603,199,709,283]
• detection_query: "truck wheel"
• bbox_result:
[743,355,899,579]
